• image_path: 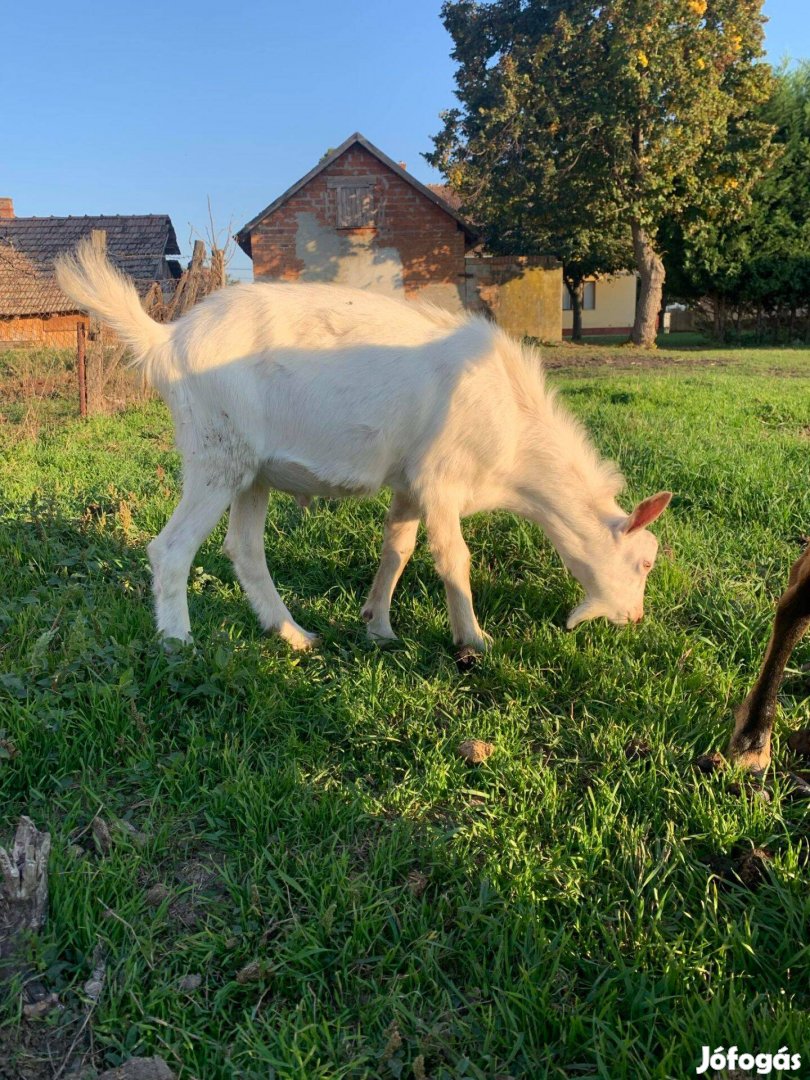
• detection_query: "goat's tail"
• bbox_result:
[54,236,170,364]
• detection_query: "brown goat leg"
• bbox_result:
[729,547,810,772]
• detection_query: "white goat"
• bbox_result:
[56,238,671,652]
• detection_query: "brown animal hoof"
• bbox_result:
[727,745,771,775]
[787,770,810,797]
[706,845,773,892]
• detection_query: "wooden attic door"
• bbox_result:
[335,181,376,228]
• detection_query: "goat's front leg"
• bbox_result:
[362,492,420,641]
[730,546,810,772]
[148,473,234,642]
[425,506,490,653]
[224,477,318,651]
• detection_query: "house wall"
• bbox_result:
[562,272,637,336]
[249,145,467,311]
[0,313,87,349]
[464,256,562,341]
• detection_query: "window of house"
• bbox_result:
[336,184,376,228]
[562,281,597,310]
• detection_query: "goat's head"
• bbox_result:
[566,491,672,629]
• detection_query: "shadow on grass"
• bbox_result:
[1,500,808,1079]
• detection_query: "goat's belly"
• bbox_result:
[260,458,378,499]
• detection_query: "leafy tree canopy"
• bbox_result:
[429,0,776,344]
[666,62,810,337]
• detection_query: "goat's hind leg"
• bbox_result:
[148,470,234,643]
[224,477,318,651]
[362,491,419,642]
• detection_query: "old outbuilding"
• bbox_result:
[236,133,563,340]
[0,200,181,347]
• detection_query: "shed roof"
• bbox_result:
[0,243,76,317]
[0,214,180,268]
[0,214,181,318]
[425,183,464,212]
[236,133,478,256]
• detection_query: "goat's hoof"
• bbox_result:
[454,630,491,654]
[728,736,771,775]
[727,779,772,804]
[289,630,320,652]
[455,645,482,673]
[160,633,193,654]
[362,606,398,644]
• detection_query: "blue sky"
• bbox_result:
[4,0,807,275]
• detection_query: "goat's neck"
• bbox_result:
[508,456,621,584]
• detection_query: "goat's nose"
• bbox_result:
[631,609,644,624]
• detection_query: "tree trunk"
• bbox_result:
[631,221,665,347]
[564,273,583,342]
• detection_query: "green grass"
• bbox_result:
[1,346,809,1078]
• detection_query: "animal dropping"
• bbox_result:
[694,751,726,775]
[458,739,495,764]
[787,729,810,756]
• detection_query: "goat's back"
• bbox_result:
[167,280,472,374]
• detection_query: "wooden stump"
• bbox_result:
[0,816,51,964]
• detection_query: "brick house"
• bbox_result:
[237,133,563,339]
[236,133,478,312]
[0,199,181,347]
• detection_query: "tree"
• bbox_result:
[428,1,633,341]
[430,0,775,346]
[664,63,810,340]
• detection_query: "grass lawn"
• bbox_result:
[1,343,809,1078]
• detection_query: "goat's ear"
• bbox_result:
[623,491,672,535]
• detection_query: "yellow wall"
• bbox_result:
[464,256,562,340]
[495,266,562,340]
[562,272,637,334]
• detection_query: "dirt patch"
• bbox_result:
[542,348,738,372]
[140,855,228,928]
[97,1060,175,1080]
